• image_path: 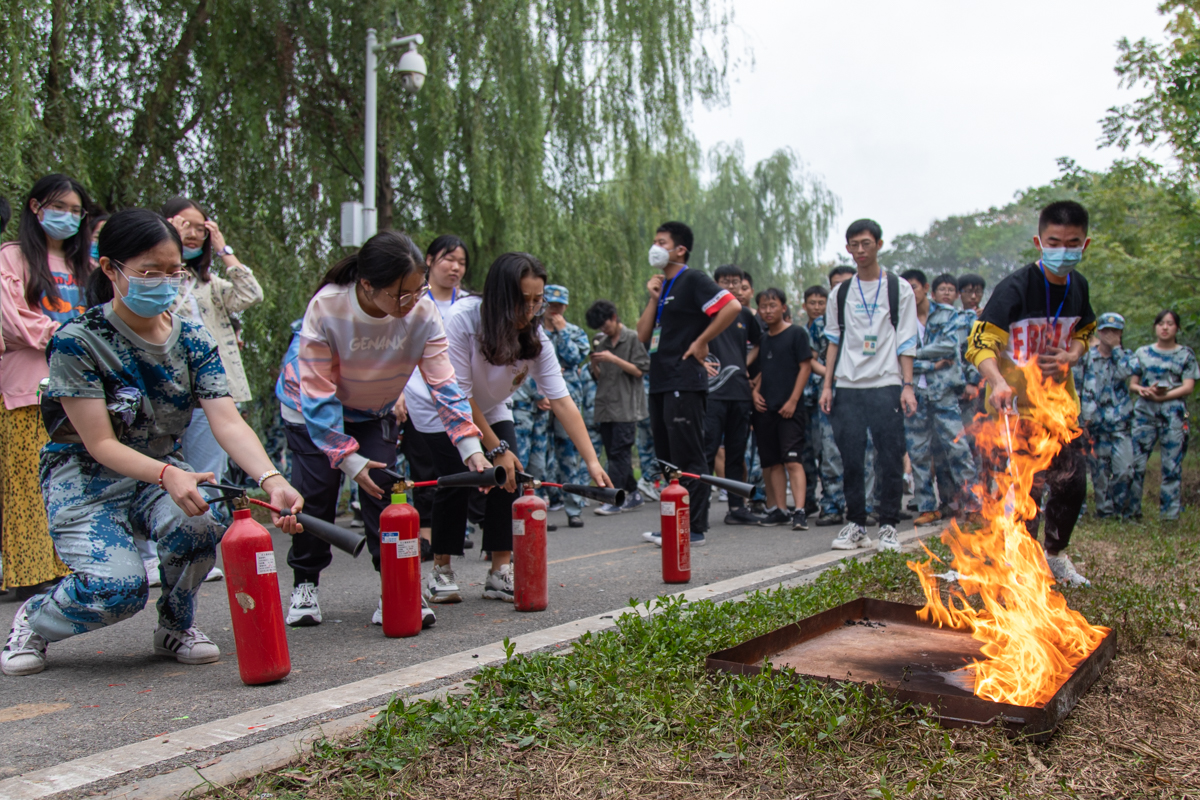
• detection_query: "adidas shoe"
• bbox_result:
[286,582,322,627]
[153,626,220,665]
[877,524,901,552]
[1,601,48,676]
[483,564,515,602]
[425,563,463,604]
[831,523,871,551]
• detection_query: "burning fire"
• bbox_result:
[909,361,1109,707]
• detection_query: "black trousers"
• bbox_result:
[649,390,711,533]
[703,398,751,510]
[830,386,907,527]
[1026,436,1087,553]
[430,419,519,555]
[285,419,397,586]
[400,419,437,527]
[598,421,637,494]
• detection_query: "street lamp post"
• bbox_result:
[341,26,427,247]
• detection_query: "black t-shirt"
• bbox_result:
[978,262,1095,367]
[759,324,813,411]
[708,308,762,402]
[648,268,734,394]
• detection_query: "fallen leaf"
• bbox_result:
[0,703,71,723]
[348,657,366,663]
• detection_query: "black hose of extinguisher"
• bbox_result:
[247,498,366,557]
[514,472,626,506]
[654,460,756,499]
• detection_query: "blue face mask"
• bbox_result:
[90,242,100,260]
[182,245,204,261]
[1040,247,1083,277]
[115,264,182,318]
[39,209,82,241]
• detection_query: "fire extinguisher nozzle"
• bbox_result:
[295,513,367,557]
[561,485,626,506]
[436,466,507,489]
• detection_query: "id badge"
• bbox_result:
[862,335,878,357]
[649,326,662,354]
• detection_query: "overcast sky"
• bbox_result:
[691,0,1168,260]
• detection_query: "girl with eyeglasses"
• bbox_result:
[425,252,612,604]
[274,230,489,628]
[0,208,303,677]
[0,174,94,600]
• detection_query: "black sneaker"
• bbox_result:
[568,516,584,529]
[758,508,791,527]
[724,506,762,525]
[420,538,434,562]
[815,512,843,527]
[792,509,809,530]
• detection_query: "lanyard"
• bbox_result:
[1039,264,1070,346]
[655,265,688,327]
[450,287,458,304]
[856,275,883,326]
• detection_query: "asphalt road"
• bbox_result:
[0,496,916,778]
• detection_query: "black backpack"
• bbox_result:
[830,271,900,385]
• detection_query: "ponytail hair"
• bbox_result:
[317,230,422,296]
[86,208,182,307]
[479,252,547,366]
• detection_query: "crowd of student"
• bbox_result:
[0,172,1193,679]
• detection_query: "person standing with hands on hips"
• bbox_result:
[966,201,1097,586]
[636,222,741,548]
[819,219,919,554]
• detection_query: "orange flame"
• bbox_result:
[908,361,1109,707]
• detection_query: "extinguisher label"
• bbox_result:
[661,501,675,516]
[256,551,277,575]
[678,510,690,572]
[381,531,399,544]
[513,519,525,536]
[396,538,420,559]
[531,509,547,521]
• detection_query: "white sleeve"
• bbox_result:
[444,311,475,400]
[533,328,570,400]
[825,285,842,344]
[895,279,920,356]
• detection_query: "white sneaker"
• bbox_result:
[425,563,463,604]
[1,601,48,676]
[637,477,659,501]
[144,557,162,588]
[203,566,224,582]
[641,530,662,547]
[483,564,514,602]
[831,523,871,551]
[372,598,383,625]
[718,489,729,504]
[1046,552,1091,587]
[153,626,220,665]
[371,596,437,628]
[877,525,901,553]
[286,582,322,626]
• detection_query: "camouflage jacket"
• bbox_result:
[803,315,828,407]
[512,376,545,413]
[954,308,981,386]
[912,302,967,400]
[546,321,590,406]
[1078,345,1135,432]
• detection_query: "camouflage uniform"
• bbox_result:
[1130,344,1199,520]
[512,377,551,501]
[805,315,845,516]
[636,374,657,478]
[904,302,977,514]
[546,321,591,516]
[1078,344,1136,518]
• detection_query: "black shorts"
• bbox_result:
[753,409,806,468]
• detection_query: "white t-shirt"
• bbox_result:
[825,273,919,389]
[404,294,458,433]
[444,296,569,424]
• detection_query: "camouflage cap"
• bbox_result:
[544,285,570,305]
[1096,312,1125,331]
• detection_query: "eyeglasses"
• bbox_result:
[847,239,876,251]
[176,220,209,237]
[39,200,87,219]
[523,294,544,311]
[114,261,188,286]
[380,283,429,308]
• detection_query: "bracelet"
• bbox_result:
[157,463,172,488]
[486,441,510,460]
[256,469,282,487]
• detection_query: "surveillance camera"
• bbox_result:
[400,71,425,94]
[397,45,427,95]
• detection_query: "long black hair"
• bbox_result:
[425,234,471,283]
[85,209,183,307]
[1155,309,1182,331]
[161,196,212,283]
[17,173,94,308]
[479,252,547,366]
[317,230,423,296]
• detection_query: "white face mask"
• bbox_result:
[648,244,670,269]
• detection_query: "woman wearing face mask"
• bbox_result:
[275,230,489,628]
[1128,310,1198,522]
[0,174,94,599]
[90,213,109,262]
[0,208,303,677]
[423,253,612,605]
[161,197,263,502]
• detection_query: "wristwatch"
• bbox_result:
[486,441,510,460]
[218,244,235,256]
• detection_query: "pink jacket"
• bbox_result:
[0,243,61,409]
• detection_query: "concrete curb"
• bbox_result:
[2,527,933,800]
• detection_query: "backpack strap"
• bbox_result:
[830,278,852,385]
[887,272,899,329]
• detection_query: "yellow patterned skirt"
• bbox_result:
[0,403,68,589]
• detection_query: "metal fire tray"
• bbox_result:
[706,598,1116,741]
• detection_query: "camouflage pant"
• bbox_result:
[814,410,846,516]
[904,392,977,514]
[1131,402,1190,520]
[636,415,657,478]
[1087,427,1134,518]
[514,406,551,501]
[550,416,588,516]
[28,453,222,642]
[746,429,765,502]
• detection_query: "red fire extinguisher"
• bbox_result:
[513,487,549,611]
[660,478,691,584]
[380,492,422,637]
[221,507,291,685]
